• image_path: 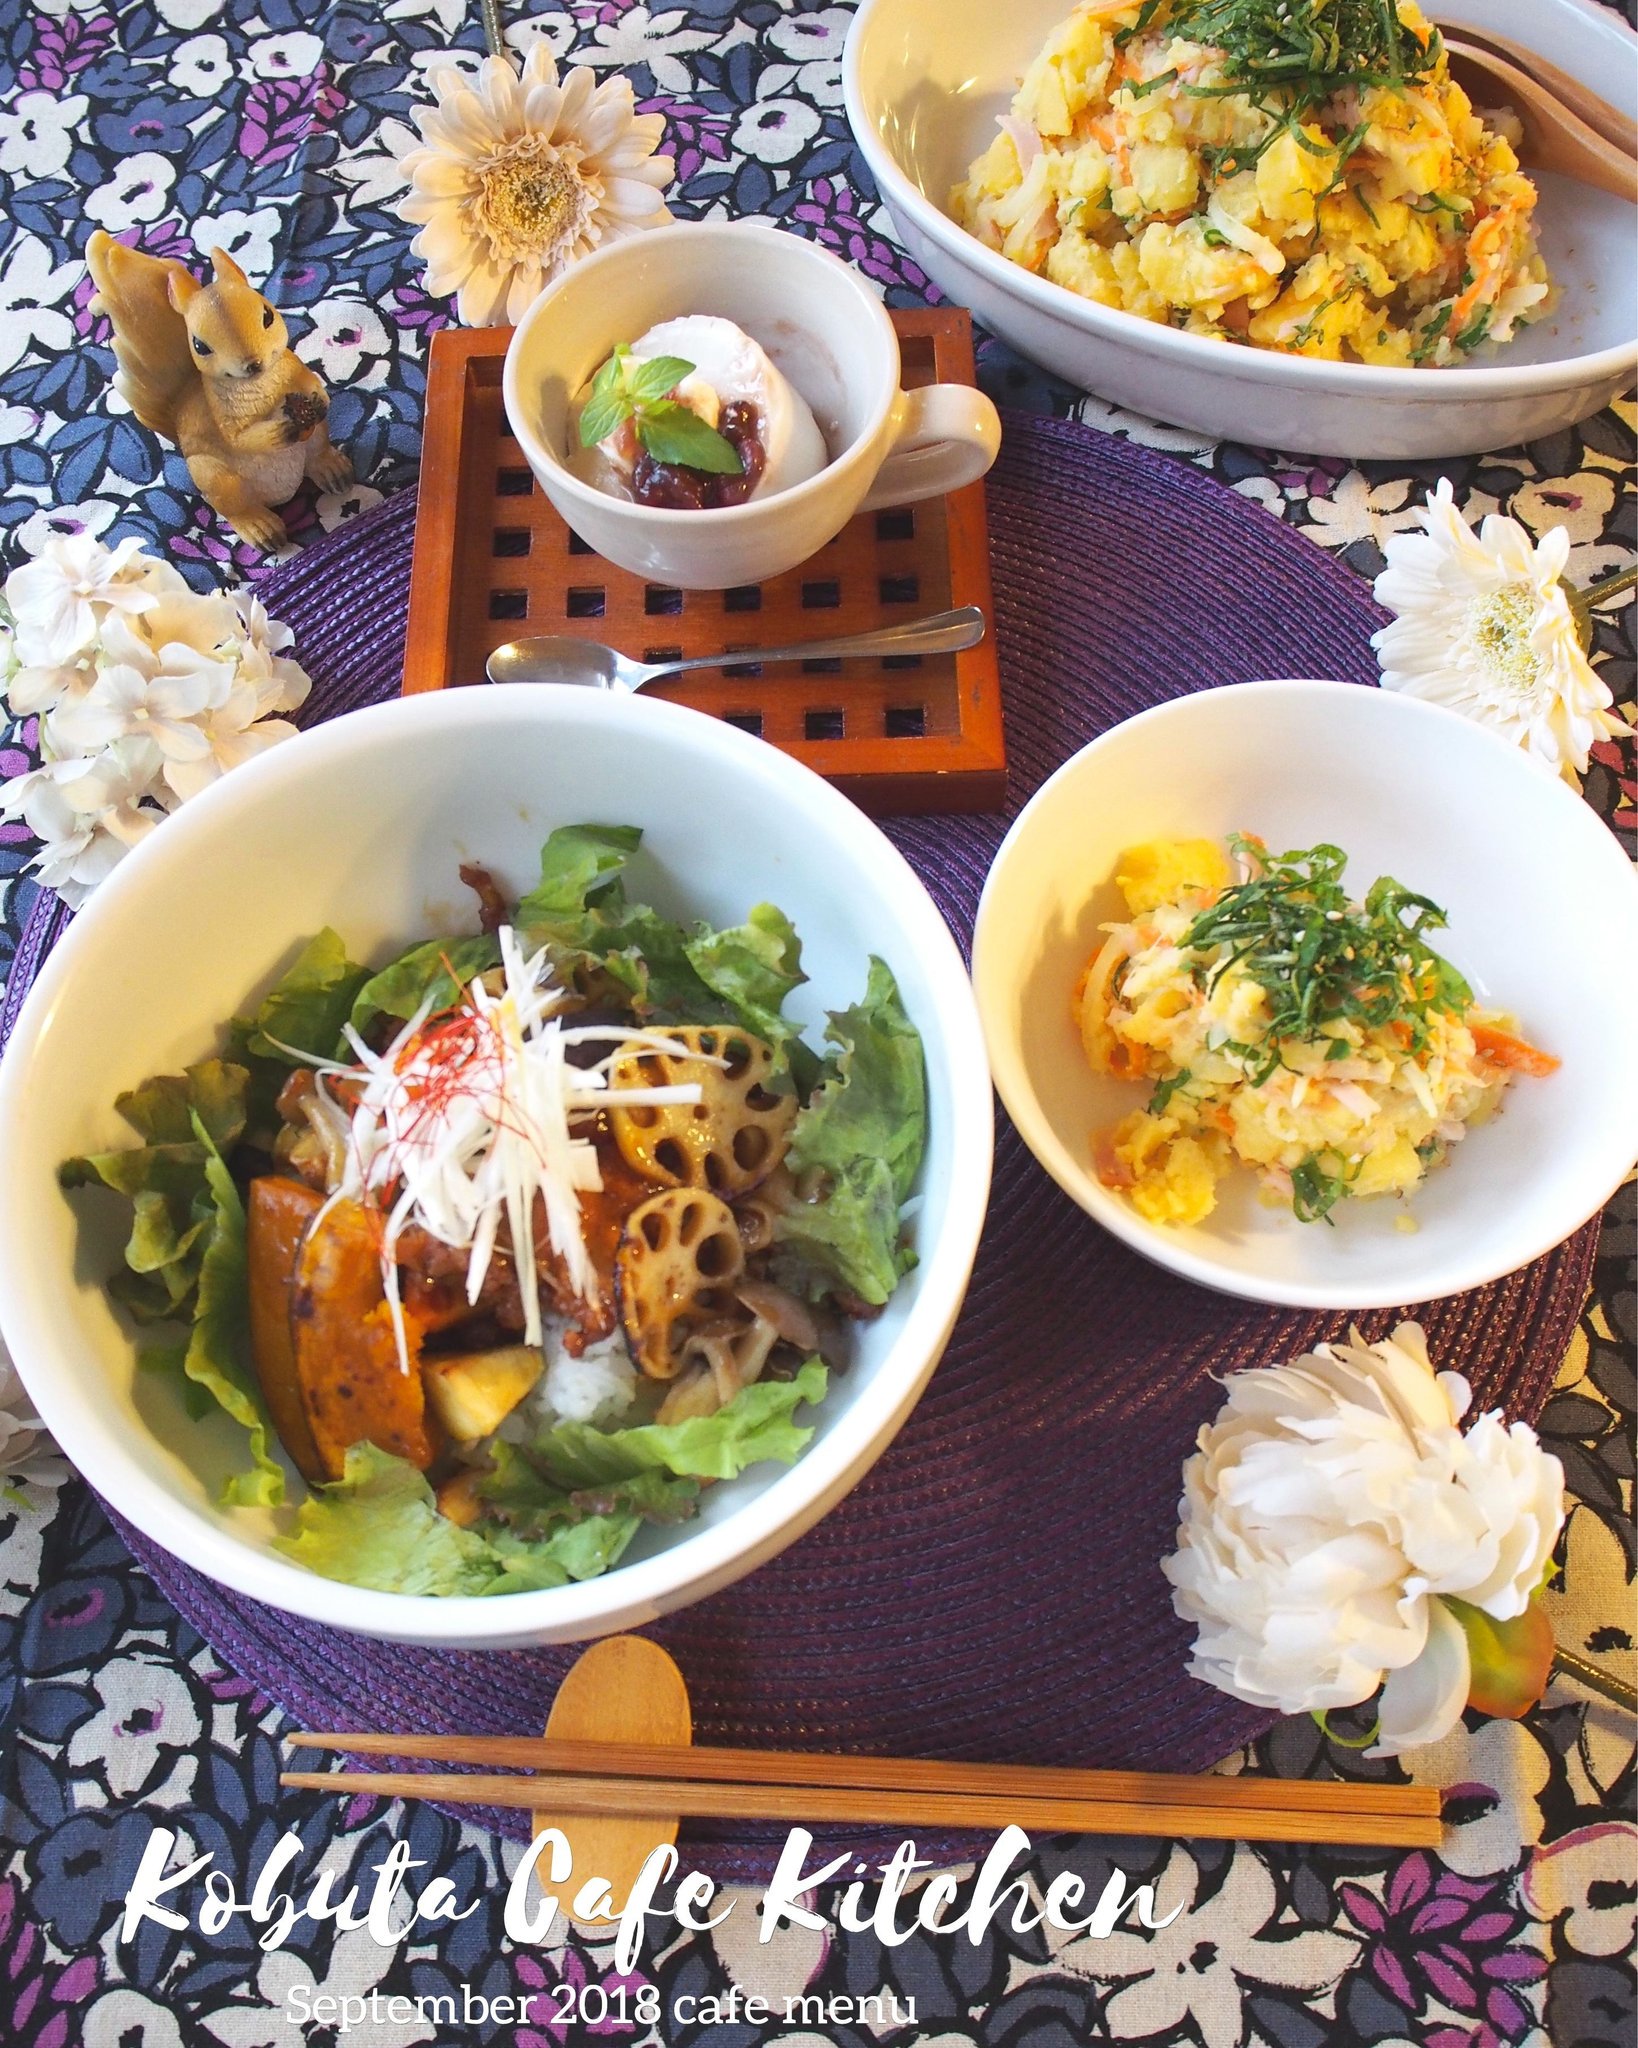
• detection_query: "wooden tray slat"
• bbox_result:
[403,310,1006,815]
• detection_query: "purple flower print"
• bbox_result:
[1341,1853,1548,2045]
[72,219,196,340]
[515,1946,658,2045]
[19,12,116,93]
[638,95,730,186]
[239,65,346,169]
[389,278,453,340]
[788,177,929,294]
[0,1877,103,2048]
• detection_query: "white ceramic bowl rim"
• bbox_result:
[0,687,994,1642]
[503,221,901,527]
[973,677,1638,1310]
[842,0,1638,396]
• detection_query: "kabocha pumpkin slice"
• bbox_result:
[615,1187,745,1379]
[435,1469,486,1529]
[608,1027,796,1197]
[291,1195,439,1478]
[423,1344,542,1444]
[246,1176,329,1483]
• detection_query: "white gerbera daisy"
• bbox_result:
[1372,479,1630,787]
[393,44,673,328]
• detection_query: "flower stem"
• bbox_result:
[1581,564,1638,608]
[479,0,506,60]
[1553,1648,1638,1713]
[1566,563,1637,653]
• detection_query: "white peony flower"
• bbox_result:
[392,42,673,327]
[1162,1322,1565,1755]
[4,531,160,666]
[1372,479,1630,786]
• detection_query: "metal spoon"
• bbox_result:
[485,605,986,690]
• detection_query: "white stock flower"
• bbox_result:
[160,681,299,802]
[3,532,160,666]
[1162,1322,1565,1756]
[6,661,91,718]
[0,1324,48,1475]
[0,743,163,909]
[44,650,230,763]
[1,534,312,906]
[393,42,673,326]
[1372,478,1630,786]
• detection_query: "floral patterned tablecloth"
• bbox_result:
[0,3,1633,2044]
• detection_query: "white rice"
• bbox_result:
[497,1318,640,1445]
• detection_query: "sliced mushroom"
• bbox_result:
[609,1026,796,1197]
[735,1278,821,1354]
[733,1162,795,1254]
[615,1187,745,1379]
[657,1313,781,1424]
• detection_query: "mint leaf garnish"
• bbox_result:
[577,346,745,477]
[637,403,745,474]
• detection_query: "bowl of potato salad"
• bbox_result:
[843,0,1637,455]
[971,680,1638,1309]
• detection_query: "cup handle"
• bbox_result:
[858,384,1002,513]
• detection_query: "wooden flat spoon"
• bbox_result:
[1443,36,1637,201]
[534,1634,691,1924]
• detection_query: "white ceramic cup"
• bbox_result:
[502,221,1002,589]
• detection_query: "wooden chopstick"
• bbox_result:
[285,1730,1438,1819]
[284,1753,1449,1851]
[280,1766,1440,1847]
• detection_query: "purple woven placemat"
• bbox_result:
[4,415,1597,1883]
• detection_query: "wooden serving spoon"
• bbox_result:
[1442,35,1637,201]
[534,1635,691,1923]
[1436,17,1637,157]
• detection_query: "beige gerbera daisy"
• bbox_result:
[1372,480,1630,787]
[395,45,673,327]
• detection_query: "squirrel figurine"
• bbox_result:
[85,233,352,552]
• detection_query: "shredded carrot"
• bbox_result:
[1093,1131,1136,1189]
[1471,1023,1561,1078]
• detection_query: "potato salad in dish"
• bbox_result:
[951,0,1551,365]
[61,825,926,1597]
[1079,835,1558,1225]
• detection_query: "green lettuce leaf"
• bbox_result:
[235,928,371,1066]
[683,904,808,1067]
[479,1441,701,1539]
[277,1445,510,1595]
[516,825,809,1064]
[184,1116,284,1508]
[530,1358,828,1489]
[349,931,501,1033]
[771,961,927,1305]
[275,1444,662,1596]
[116,1058,247,1146]
[517,822,642,932]
[516,823,719,1018]
[60,1061,250,1316]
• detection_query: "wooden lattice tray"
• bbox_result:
[403,310,1006,814]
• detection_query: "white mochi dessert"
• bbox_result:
[569,314,829,508]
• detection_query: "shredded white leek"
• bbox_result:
[307,925,708,1364]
